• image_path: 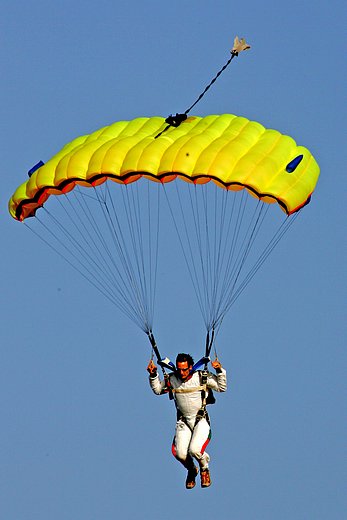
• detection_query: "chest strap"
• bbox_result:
[171,385,206,394]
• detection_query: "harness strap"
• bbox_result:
[176,408,210,431]
[171,385,207,394]
[162,373,174,399]
[174,371,212,430]
[200,370,208,407]
[194,407,210,427]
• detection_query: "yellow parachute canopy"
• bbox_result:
[9,114,319,221]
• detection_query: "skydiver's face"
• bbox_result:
[177,361,193,381]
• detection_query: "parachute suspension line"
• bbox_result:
[209,185,226,326]
[184,184,225,330]
[94,184,150,331]
[155,37,251,138]
[205,185,218,326]
[146,181,161,331]
[25,180,160,333]
[24,215,102,292]
[223,210,301,313]
[44,196,125,301]
[209,190,247,326]
[213,198,268,327]
[162,180,292,340]
[99,182,160,333]
[188,184,212,328]
[25,209,138,320]
[196,187,250,331]
[120,184,154,331]
[213,208,300,326]
[197,184,235,331]
[212,187,238,325]
[61,189,130,300]
[137,180,160,331]
[200,186,235,331]
[175,182,219,330]
[76,184,155,331]
[61,188,140,323]
[162,182,268,333]
[213,190,254,326]
[189,183,228,332]
[97,181,160,334]
[162,182,209,325]
[61,189,152,329]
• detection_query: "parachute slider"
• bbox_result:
[158,357,176,371]
[155,113,188,139]
[165,113,188,127]
[155,355,212,374]
[157,356,212,375]
[231,36,251,56]
[192,356,210,373]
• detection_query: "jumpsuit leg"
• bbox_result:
[188,418,211,470]
[172,420,195,470]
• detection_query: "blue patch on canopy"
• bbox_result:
[28,160,45,177]
[286,155,303,173]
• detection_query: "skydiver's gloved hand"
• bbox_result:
[211,356,223,373]
[147,359,158,377]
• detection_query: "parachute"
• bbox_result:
[9,113,320,354]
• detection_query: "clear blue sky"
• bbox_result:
[1,1,346,519]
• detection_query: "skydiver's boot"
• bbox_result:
[185,466,199,489]
[200,468,211,488]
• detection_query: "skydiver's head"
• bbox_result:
[176,353,194,381]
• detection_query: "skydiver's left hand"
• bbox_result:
[211,357,222,372]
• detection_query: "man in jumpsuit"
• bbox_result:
[147,352,227,489]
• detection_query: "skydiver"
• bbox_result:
[147,353,227,489]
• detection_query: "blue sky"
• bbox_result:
[1,1,346,519]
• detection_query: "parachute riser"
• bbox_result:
[147,331,165,374]
[204,328,215,370]
[147,331,175,399]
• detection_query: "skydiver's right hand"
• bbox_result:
[147,359,157,376]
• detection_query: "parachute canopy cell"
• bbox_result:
[9,114,320,221]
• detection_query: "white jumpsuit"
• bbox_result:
[149,368,227,470]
